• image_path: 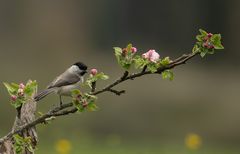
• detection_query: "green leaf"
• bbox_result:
[134,55,148,69]
[196,35,203,41]
[87,102,98,111]
[211,34,221,43]
[3,82,18,95]
[122,63,131,70]
[200,51,207,57]
[192,44,200,53]
[214,43,224,49]
[71,89,81,97]
[11,83,20,89]
[24,80,37,97]
[147,63,158,73]
[114,47,122,64]
[113,47,122,55]
[85,93,97,99]
[96,72,109,80]
[199,29,207,35]
[85,72,109,89]
[162,70,174,81]
[160,57,171,66]
[126,43,132,52]
[207,49,215,54]
[13,134,34,154]
[12,99,24,108]
[113,44,136,70]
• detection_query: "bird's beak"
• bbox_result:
[80,70,87,76]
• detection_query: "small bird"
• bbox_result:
[34,62,88,105]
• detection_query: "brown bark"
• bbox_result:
[0,98,37,154]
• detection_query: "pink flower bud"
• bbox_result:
[207,33,213,38]
[19,83,25,89]
[17,88,24,96]
[203,42,208,48]
[142,49,160,63]
[82,100,88,107]
[142,53,147,59]
[203,36,208,42]
[77,94,82,99]
[208,45,214,49]
[122,48,127,57]
[131,47,137,54]
[90,69,98,76]
[11,95,17,101]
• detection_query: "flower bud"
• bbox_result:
[122,48,127,57]
[203,36,208,42]
[207,33,213,38]
[142,53,147,59]
[203,42,208,48]
[131,47,137,54]
[17,88,24,96]
[208,45,214,49]
[82,100,88,107]
[77,94,82,99]
[90,69,98,76]
[11,95,17,101]
[19,83,25,89]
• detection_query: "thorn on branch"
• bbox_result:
[108,89,125,96]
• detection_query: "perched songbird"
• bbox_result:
[34,62,87,105]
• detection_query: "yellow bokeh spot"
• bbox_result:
[185,133,202,150]
[55,139,72,154]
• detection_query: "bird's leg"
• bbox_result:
[59,95,63,107]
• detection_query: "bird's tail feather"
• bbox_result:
[34,89,54,102]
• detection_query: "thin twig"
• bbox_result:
[108,89,125,96]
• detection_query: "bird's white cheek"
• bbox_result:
[81,76,84,83]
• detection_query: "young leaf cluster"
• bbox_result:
[86,72,109,89]
[3,80,37,109]
[114,44,137,70]
[72,90,98,112]
[193,29,224,57]
[13,134,34,154]
[114,44,174,80]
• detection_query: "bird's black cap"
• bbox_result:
[74,62,87,71]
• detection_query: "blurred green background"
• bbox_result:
[0,0,240,153]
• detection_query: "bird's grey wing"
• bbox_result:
[47,71,80,89]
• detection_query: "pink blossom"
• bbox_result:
[142,49,160,63]
[131,47,137,54]
[11,95,17,101]
[90,68,98,76]
[19,83,25,89]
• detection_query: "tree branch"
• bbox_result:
[0,52,198,145]
[108,89,126,96]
